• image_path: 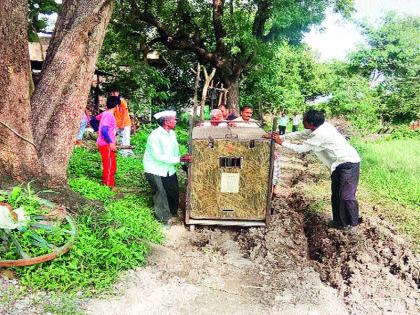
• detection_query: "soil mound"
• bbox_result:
[305,212,420,314]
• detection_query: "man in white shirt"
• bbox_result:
[232,105,259,128]
[143,110,192,224]
[292,112,300,132]
[272,109,361,230]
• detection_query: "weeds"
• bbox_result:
[353,138,420,207]
[14,199,163,294]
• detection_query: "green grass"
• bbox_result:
[353,138,420,207]
[14,197,163,294]
[8,126,174,295]
[6,124,188,298]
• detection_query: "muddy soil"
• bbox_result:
[85,219,346,314]
[85,152,419,314]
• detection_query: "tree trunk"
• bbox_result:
[225,79,240,114]
[0,0,40,183]
[31,0,114,186]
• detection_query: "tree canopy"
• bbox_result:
[348,13,420,123]
[103,0,354,110]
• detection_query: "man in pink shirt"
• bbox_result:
[97,96,119,188]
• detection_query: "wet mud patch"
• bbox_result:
[305,210,420,314]
[236,178,420,314]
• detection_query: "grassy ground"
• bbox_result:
[353,138,420,207]
[302,137,420,251]
[3,126,181,299]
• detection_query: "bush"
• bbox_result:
[387,125,420,140]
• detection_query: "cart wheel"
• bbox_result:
[189,224,195,232]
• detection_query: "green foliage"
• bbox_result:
[348,13,420,123]
[98,0,354,112]
[28,0,60,41]
[352,138,420,207]
[322,62,382,132]
[14,198,163,294]
[241,43,329,114]
[68,177,115,202]
[131,125,157,155]
[97,24,194,113]
[67,147,102,181]
[0,186,72,261]
[387,126,420,140]
[68,145,150,191]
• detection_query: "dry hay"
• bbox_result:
[190,138,271,220]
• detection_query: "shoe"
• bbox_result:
[327,220,340,228]
[344,225,358,234]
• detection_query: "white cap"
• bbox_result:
[154,110,177,119]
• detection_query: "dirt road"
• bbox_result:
[86,152,419,314]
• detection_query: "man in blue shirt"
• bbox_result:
[278,111,288,135]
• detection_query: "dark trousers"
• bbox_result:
[145,172,179,223]
[292,125,298,132]
[331,162,360,227]
[279,125,286,135]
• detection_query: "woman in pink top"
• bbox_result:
[97,96,119,188]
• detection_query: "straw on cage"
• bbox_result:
[190,135,271,220]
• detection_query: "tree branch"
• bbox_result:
[130,0,217,64]
[252,0,272,39]
[213,0,227,53]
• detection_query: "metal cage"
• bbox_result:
[185,126,274,228]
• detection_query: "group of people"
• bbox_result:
[84,95,361,231]
[278,111,301,135]
[203,105,259,128]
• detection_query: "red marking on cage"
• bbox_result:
[225,144,234,153]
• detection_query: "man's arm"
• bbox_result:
[281,142,313,153]
[272,133,313,153]
[281,129,312,140]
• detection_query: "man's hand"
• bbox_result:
[270,132,283,145]
[110,143,117,152]
[180,154,193,163]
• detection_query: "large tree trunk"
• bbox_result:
[225,79,240,114]
[0,0,40,183]
[31,0,114,186]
